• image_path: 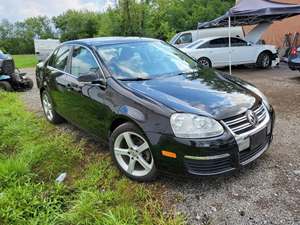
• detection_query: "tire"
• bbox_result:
[0,81,13,91]
[198,57,212,68]
[25,78,34,90]
[41,90,64,124]
[109,122,158,182]
[256,52,271,69]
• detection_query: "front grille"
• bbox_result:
[184,157,234,175]
[2,60,15,75]
[223,104,267,135]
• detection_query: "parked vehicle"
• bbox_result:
[170,27,245,48]
[0,52,33,91]
[288,47,300,72]
[34,39,60,62]
[182,36,279,69]
[36,37,275,181]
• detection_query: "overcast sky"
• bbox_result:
[0,0,117,22]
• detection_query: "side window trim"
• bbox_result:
[69,44,106,81]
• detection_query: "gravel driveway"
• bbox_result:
[20,65,299,225]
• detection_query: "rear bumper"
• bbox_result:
[147,106,275,177]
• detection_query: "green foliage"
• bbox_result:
[53,10,101,42]
[0,0,235,53]
[0,92,185,225]
[0,17,54,54]
[12,55,37,68]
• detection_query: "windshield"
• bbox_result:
[97,41,199,80]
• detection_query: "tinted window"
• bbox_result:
[231,38,247,47]
[49,46,70,71]
[71,46,100,77]
[97,41,198,80]
[209,38,228,48]
[176,33,192,45]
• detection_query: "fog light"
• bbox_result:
[161,150,177,158]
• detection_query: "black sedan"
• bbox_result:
[288,47,300,72]
[36,37,275,181]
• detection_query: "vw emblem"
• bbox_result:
[246,110,258,126]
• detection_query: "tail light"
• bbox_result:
[290,47,297,56]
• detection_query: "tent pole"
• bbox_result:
[228,15,232,75]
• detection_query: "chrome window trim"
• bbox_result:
[47,43,107,82]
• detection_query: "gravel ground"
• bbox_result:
[20,65,299,225]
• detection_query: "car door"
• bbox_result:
[204,38,230,67]
[175,32,193,48]
[46,45,72,116]
[63,45,111,137]
[230,38,256,64]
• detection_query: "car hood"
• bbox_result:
[123,69,259,120]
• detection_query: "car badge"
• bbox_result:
[246,110,258,126]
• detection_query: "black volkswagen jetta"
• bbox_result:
[36,37,275,181]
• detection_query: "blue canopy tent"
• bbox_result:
[198,0,300,74]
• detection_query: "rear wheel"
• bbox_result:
[109,122,157,182]
[0,81,13,91]
[41,90,64,124]
[198,57,212,68]
[256,52,271,69]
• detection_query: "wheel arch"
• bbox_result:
[109,115,145,138]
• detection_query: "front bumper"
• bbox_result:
[147,106,275,176]
[288,57,300,70]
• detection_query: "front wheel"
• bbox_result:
[109,122,158,182]
[256,52,271,69]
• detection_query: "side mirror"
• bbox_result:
[77,73,99,83]
[91,78,107,89]
[78,73,107,89]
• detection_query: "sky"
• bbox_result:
[0,0,117,22]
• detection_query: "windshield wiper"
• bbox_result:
[118,77,151,81]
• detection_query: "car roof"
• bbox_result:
[64,37,158,47]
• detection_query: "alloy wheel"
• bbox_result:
[113,131,154,177]
[262,55,270,68]
[42,93,54,121]
[198,58,210,68]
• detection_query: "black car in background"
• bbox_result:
[288,47,300,72]
[36,37,275,181]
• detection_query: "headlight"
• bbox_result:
[170,113,224,139]
[245,85,270,110]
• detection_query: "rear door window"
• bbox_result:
[48,46,70,71]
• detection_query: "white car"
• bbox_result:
[181,37,279,69]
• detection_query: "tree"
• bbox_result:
[53,10,100,41]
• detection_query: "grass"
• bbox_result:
[0,92,185,225]
[12,55,37,68]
